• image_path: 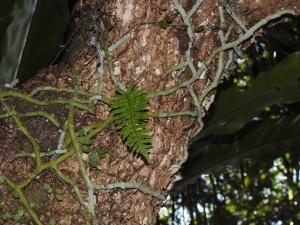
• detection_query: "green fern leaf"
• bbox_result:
[110,85,151,159]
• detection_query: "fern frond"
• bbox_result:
[110,85,151,159]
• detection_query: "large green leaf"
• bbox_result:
[0,0,69,84]
[173,113,300,192]
[110,86,152,159]
[199,51,300,136]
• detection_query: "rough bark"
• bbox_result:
[0,0,299,224]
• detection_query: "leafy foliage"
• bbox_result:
[110,85,151,159]
[159,15,173,29]
[78,130,92,153]
[175,112,300,189]
[158,153,300,225]
[88,147,112,168]
[199,51,300,136]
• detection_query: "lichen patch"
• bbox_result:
[115,0,134,27]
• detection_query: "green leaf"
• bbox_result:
[13,206,24,221]
[49,218,56,225]
[110,85,152,159]
[174,114,300,191]
[79,136,87,144]
[78,130,85,136]
[0,204,8,212]
[78,134,92,146]
[165,15,173,24]
[81,145,91,153]
[195,25,205,33]
[95,147,112,158]
[2,211,11,220]
[54,194,64,202]
[200,51,300,136]
[11,190,20,199]
[89,151,101,168]
[42,183,52,194]
[83,138,92,146]
[158,15,173,29]
[159,20,168,29]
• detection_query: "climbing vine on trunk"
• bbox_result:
[0,0,297,224]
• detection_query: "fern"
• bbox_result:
[110,85,151,159]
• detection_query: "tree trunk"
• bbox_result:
[0,0,299,224]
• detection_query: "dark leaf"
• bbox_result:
[0,0,69,84]
[200,51,300,137]
[174,114,300,191]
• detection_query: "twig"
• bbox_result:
[93,181,166,201]
[1,100,42,167]
[0,110,60,127]
[188,0,205,18]
[108,33,131,52]
[149,110,197,118]
[225,5,248,32]
[68,101,99,225]
[148,9,295,98]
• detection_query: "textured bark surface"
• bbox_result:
[0,0,299,224]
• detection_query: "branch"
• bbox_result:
[149,110,197,118]
[68,101,99,225]
[93,181,166,201]
[1,100,42,167]
[0,110,60,127]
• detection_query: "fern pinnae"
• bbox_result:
[110,85,152,159]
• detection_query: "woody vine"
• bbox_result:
[0,0,295,224]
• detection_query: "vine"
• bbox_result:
[0,1,295,224]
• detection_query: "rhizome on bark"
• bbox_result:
[0,0,299,224]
